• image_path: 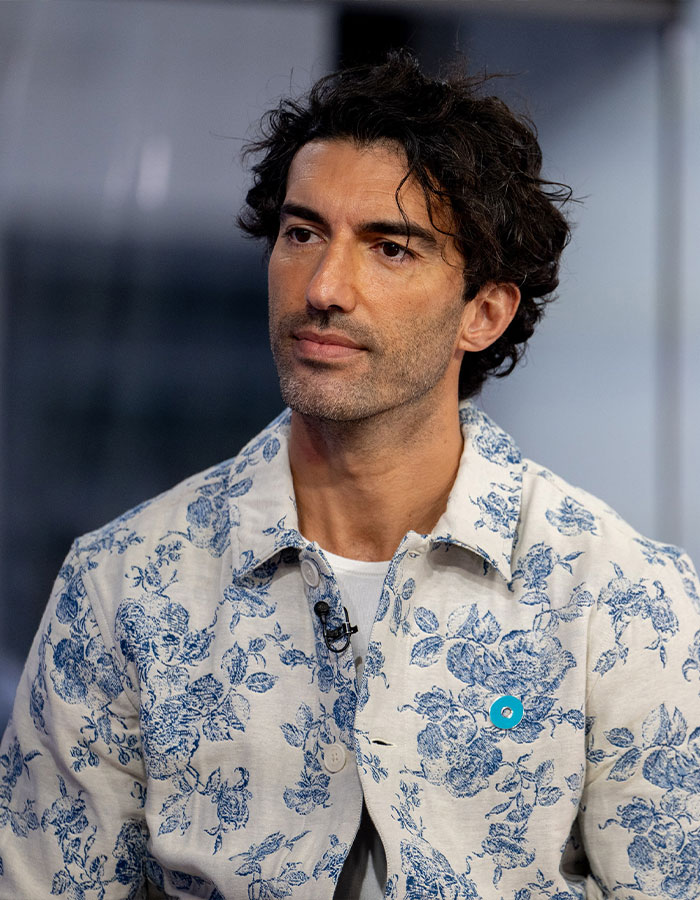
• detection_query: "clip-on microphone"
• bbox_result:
[314,601,358,653]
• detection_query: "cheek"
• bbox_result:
[267,259,291,314]
[267,253,311,307]
[398,271,463,323]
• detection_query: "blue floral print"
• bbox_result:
[593,563,679,672]
[473,484,520,538]
[636,537,700,612]
[0,737,40,847]
[545,496,597,537]
[591,703,700,897]
[229,830,310,898]
[1,401,699,899]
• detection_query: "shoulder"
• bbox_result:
[69,409,293,594]
[74,455,239,563]
[521,459,632,541]
[521,457,674,549]
[519,457,699,611]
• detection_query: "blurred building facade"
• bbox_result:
[1,0,699,732]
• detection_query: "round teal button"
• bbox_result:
[490,695,524,729]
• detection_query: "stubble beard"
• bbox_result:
[270,308,463,424]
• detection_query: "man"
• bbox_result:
[1,53,699,900]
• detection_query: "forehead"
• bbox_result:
[284,138,442,227]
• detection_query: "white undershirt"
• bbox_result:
[321,549,390,900]
[322,550,389,677]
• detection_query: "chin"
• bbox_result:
[279,379,382,423]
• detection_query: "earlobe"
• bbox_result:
[457,282,521,353]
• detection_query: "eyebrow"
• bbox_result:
[280,202,439,250]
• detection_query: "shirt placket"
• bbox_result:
[297,546,365,885]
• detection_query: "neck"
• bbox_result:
[289,399,464,561]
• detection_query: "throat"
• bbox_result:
[299,489,452,561]
[290,411,464,561]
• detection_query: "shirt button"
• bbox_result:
[300,559,320,587]
[323,742,346,773]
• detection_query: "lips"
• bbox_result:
[292,329,366,361]
[292,329,364,350]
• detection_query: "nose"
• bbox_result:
[305,240,357,313]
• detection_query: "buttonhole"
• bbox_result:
[371,739,393,746]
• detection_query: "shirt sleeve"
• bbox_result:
[0,542,150,899]
[580,549,700,899]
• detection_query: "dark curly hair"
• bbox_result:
[238,52,572,399]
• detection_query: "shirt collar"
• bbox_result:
[229,408,303,573]
[430,401,523,581]
[233,401,523,581]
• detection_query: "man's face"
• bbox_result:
[267,139,469,423]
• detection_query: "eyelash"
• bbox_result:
[285,227,318,244]
[283,228,414,261]
[378,240,414,261]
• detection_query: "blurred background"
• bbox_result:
[1,0,699,734]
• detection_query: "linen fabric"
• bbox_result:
[1,402,700,899]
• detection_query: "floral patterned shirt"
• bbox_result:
[2,402,700,900]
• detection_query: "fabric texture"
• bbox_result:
[1,402,700,899]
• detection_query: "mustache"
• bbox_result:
[278,310,377,351]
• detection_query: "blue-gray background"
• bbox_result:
[1,0,699,734]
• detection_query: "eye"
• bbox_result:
[378,240,412,260]
[285,226,319,245]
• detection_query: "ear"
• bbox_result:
[457,282,521,353]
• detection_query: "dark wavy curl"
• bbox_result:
[238,52,573,399]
